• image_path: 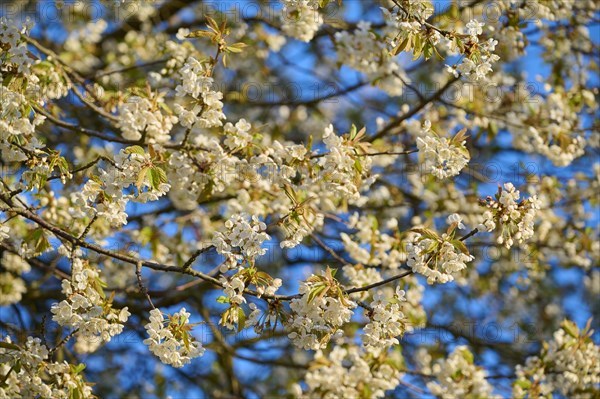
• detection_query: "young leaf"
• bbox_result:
[124,145,145,156]
[186,30,214,39]
[0,342,20,351]
[137,166,150,190]
[147,167,168,190]
[237,307,246,333]
[451,239,470,256]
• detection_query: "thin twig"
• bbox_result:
[49,328,80,354]
[460,227,479,242]
[309,232,347,265]
[136,261,156,310]
[182,246,214,269]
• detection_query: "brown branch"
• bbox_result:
[369,76,460,142]
[49,327,80,354]
[136,261,156,310]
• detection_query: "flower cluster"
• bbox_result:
[62,18,108,72]
[219,268,282,330]
[73,333,103,354]
[363,287,411,352]
[318,124,376,201]
[166,138,237,210]
[117,95,178,143]
[340,213,409,269]
[478,183,540,248]
[407,214,474,284]
[0,87,46,162]
[277,185,323,249]
[72,146,170,226]
[212,213,271,263]
[0,17,34,75]
[221,275,247,305]
[513,319,600,398]
[280,0,322,43]
[223,118,252,150]
[174,57,225,131]
[279,209,323,249]
[51,258,130,345]
[1,1,598,396]
[426,346,500,399]
[416,121,470,179]
[335,22,409,96]
[343,264,383,300]
[292,345,402,399]
[0,336,93,398]
[446,20,500,81]
[510,90,591,166]
[143,308,205,368]
[287,268,356,350]
[0,19,53,166]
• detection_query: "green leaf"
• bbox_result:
[186,30,214,39]
[70,363,86,374]
[353,159,363,174]
[25,228,51,256]
[283,184,297,204]
[307,135,313,151]
[459,347,474,364]
[12,360,21,374]
[349,124,357,140]
[222,53,228,68]
[139,226,154,246]
[307,284,327,303]
[137,166,150,190]
[58,157,70,175]
[155,167,168,183]
[237,307,246,333]
[216,296,230,304]
[561,320,579,338]
[452,239,470,255]
[423,42,433,60]
[182,331,190,350]
[227,42,247,53]
[90,175,103,185]
[411,228,439,240]
[412,34,423,60]
[0,342,20,351]
[514,379,531,389]
[124,145,145,156]
[147,167,168,190]
[391,36,411,56]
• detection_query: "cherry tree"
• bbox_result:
[0,0,599,398]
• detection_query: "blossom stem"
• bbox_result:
[49,327,79,354]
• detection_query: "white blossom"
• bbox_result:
[513,319,600,398]
[417,122,470,179]
[294,345,402,398]
[51,258,129,346]
[174,57,226,130]
[427,346,500,399]
[0,336,93,398]
[362,287,411,352]
[335,21,409,96]
[143,308,205,368]
[287,269,356,350]
[479,183,540,248]
[281,0,322,43]
[117,96,178,143]
[212,213,270,262]
[407,217,475,284]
